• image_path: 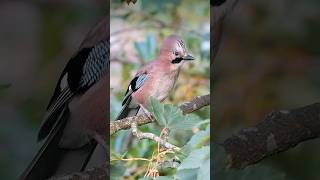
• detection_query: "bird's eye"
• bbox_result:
[174,51,179,56]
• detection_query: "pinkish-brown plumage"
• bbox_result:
[132,60,179,107]
[117,34,195,119]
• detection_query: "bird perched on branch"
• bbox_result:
[20,17,109,180]
[116,35,195,120]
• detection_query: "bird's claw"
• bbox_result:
[145,111,154,121]
[140,105,154,121]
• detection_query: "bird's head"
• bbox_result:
[159,35,195,70]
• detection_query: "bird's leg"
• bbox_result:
[139,104,154,120]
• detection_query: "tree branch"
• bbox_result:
[110,114,152,135]
[180,94,210,114]
[131,123,180,150]
[110,94,210,135]
[223,103,320,169]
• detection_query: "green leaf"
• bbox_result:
[164,104,184,128]
[110,164,126,180]
[197,158,210,180]
[175,169,198,180]
[175,145,191,161]
[156,176,174,180]
[178,146,210,170]
[113,130,128,153]
[187,125,210,149]
[150,96,167,126]
[149,97,202,130]
[170,114,200,130]
[194,119,210,129]
[164,104,200,130]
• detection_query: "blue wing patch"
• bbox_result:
[122,73,148,106]
[135,74,148,90]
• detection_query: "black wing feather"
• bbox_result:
[122,73,147,106]
[39,40,109,141]
[46,48,92,110]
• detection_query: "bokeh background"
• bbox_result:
[2,0,318,179]
[214,0,320,179]
[110,0,210,178]
[0,0,106,179]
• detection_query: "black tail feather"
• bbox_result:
[20,107,97,180]
[116,96,139,120]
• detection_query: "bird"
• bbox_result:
[116,35,195,121]
[20,17,109,180]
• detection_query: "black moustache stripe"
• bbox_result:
[171,57,183,64]
[211,0,226,6]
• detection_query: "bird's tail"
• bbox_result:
[116,96,140,120]
[20,107,97,180]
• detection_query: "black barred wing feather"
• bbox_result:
[80,40,109,87]
[38,39,109,141]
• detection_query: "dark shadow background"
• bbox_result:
[0,0,106,179]
[214,0,320,179]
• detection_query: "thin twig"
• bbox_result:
[131,123,180,151]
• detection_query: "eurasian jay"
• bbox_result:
[20,17,109,179]
[116,35,195,120]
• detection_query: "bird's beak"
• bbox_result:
[183,54,195,61]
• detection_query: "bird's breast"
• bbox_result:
[132,69,179,107]
[152,72,177,101]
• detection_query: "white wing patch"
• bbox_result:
[60,73,69,90]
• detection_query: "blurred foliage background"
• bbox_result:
[110,0,209,178]
[214,0,320,179]
[0,0,106,179]
[2,0,318,179]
